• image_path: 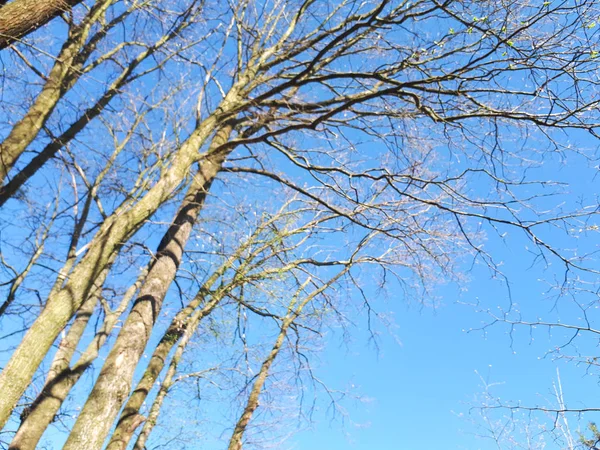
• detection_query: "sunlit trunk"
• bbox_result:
[62,125,233,450]
[0,110,221,429]
[8,267,146,450]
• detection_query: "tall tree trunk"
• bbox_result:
[107,206,293,450]
[130,292,225,450]
[7,267,147,450]
[62,124,233,450]
[110,291,224,450]
[0,107,223,429]
[0,0,114,184]
[0,0,84,50]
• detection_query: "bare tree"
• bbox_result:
[469,275,600,449]
[0,0,205,189]
[225,263,354,450]
[0,0,599,447]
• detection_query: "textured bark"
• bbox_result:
[0,0,84,49]
[0,4,190,206]
[111,293,222,450]
[62,125,233,450]
[0,108,222,429]
[106,289,222,450]
[8,267,146,450]
[107,206,292,450]
[131,293,223,450]
[0,0,114,184]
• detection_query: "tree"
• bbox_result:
[0,0,599,448]
[0,0,204,189]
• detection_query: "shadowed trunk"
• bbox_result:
[130,292,225,450]
[8,267,147,450]
[109,292,223,450]
[62,124,233,450]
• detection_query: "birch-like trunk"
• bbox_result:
[62,124,233,450]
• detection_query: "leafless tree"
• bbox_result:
[0,0,599,448]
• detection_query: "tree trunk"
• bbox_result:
[0,0,113,184]
[107,204,289,450]
[7,267,146,450]
[62,125,233,450]
[0,0,84,49]
[109,292,223,450]
[0,108,222,429]
[228,315,296,450]
[131,293,225,450]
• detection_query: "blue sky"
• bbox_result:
[290,148,600,449]
[293,279,600,449]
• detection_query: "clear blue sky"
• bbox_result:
[291,148,600,449]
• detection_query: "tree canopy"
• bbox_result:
[0,0,599,448]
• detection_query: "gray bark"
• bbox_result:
[62,125,233,450]
[8,267,146,450]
